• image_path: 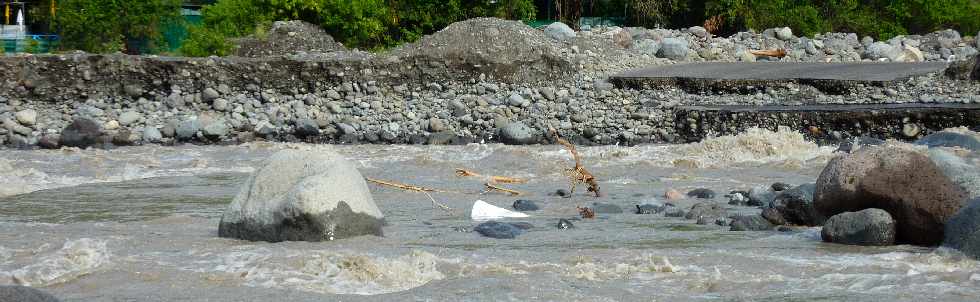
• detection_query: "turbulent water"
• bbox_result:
[1,128,978,301]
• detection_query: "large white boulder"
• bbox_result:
[218,148,384,242]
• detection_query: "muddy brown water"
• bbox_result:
[0,128,977,301]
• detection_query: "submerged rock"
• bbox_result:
[0,286,60,302]
[685,202,726,221]
[474,221,524,239]
[821,208,896,246]
[730,215,774,231]
[512,199,540,211]
[943,198,980,259]
[687,188,716,199]
[761,208,787,225]
[591,202,623,214]
[748,186,776,207]
[814,146,968,245]
[557,218,574,229]
[915,131,980,151]
[635,201,665,214]
[218,149,384,242]
[770,183,824,226]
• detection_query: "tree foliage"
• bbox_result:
[52,0,182,53]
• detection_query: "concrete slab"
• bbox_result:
[611,62,950,94]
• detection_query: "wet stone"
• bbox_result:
[557,219,574,229]
[512,199,540,211]
[687,188,716,199]
[474,221,523,239]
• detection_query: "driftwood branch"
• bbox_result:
[550,128,601,197]
[365,177,454,213]
[483,183,523,196]
[455,168,528,184]
[750,49,787,58]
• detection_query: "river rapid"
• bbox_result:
[1,128,978,301]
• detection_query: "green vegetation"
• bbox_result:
[50,0,182,53]
[187,0,536,55]
[617,0,980,40]
[34,0,979,56]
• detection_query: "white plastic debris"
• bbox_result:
[470,200,529,220]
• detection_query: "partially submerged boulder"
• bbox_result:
[943,198,980,259]
[218,148,384,242]
[814,146,968,245]
[59,117,102,148]
[770,183,825,226]
[821,208,896,246]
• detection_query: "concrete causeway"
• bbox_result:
[610,62,950,93]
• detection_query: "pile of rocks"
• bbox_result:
[1,18,979,149]
[234,20,347,57]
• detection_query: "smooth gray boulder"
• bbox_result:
[0,286,60,302]
[142,127,163,143]
[218,148,384,242]
[499,122,535,145]
[118,111,141,126]
[943,198,980,259]
[544,22,575,41]
[928,149,980,199]
[657,38,689,61]
[635,39,661,56]
[775,27,793,41]
[821,208,896,246]
[175,119,201,140]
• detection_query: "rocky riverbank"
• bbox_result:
[1,18,979,149]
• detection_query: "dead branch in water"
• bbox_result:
[455,168,528,184]
[550,128,601,197]
[578,206,595,219]
[483,183,523,196]
[365,177,454,213]
[750,49,787,58]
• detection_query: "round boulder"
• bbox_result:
[218,148,384,242]
[821,208,896,246]
[943,198,980,259]
[59,117,102,148]
[657,38,689,61]
[499,122,535,145]
[814,146,968,245]
[544,22,575,41]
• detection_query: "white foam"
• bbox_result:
[5,238,111,286]
[191,248,446,295]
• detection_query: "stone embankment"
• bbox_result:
[1,18,979,148]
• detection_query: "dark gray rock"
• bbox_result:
[475,221,523,239]
[550,189,571,198]
[835,136,885,153]
[37,134,60,149]
[176,119,201,140]
[687,188,716,199]
[915,131,980,151]
[771,183,791,192]
[635,202,665,214]
[771,183,824,226]
[219,149,385,242]
[499,122,535,145]
[557,218,574,229]
[0,286,60,302]
[943,198,980,259]
[512,199,540,211]
[59,117,102,148]
[821,208,896,246]
[294,118,320,137]
[748,186,776,207]
[592,202,623,214]
[761,207,787,225]
[730,215,774,231]
[685,202,726,220]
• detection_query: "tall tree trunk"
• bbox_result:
[556,0,582,29]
